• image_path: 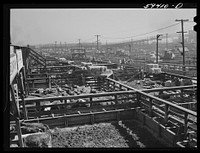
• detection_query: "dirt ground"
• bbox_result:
[51,120,166,148]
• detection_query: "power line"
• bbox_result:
[78,39,81,48]
[82,37,95,42]
[101,23,180,40]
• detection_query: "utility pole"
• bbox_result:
[65,42,67,51]
[106,41,107,52]
[175,19,189,73]
[156,34,162,63]
[166,33,168,50]
[95,35,100,50]
[54,41,57,52]
[60,41,62,51]
[78,39,81,49]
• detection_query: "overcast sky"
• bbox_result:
[10,9,196,46]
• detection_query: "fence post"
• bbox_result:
[48,76,51,88]
[16,118,24,147]
[119,84,122,91]
[114,94,118,105]
[113,82,115,91]
[32,80,34,90]
[164,104,169,126]
[136,92,141,107]
[180,89,184,101]
[90,96,93,107]
[36,101,41,118]
[107,79,110,92]
[90,111,94,124]
[149,98,153,117]
[22,66,28,97]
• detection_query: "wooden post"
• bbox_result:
[137,93,141,107]
[16,119,24,147]
[90,97,93,107]
[36,102,40,118]
[114,94,118,105]
[21,94,28,120]
[164,104,169,126]
[64,117,68,127]
[149,98,153,117]
[48,76,51,88]
[19,72,28,120]
[180,89,184,101]
[90,111,94,124]
[22,66,28,97]
[10,85,20,118]
[119,84,122,91]
[113,82,115,91]
[27,80,30,95]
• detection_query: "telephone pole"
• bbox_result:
[54,41,57,51]
[78,39,81,49]
[65,42,67,51]
[156,34,162,63]
[175,19,189,73]
[166,33,168,50]
[95,35,100,50]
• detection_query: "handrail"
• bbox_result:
[141,85,196,93]
[29,52,45,63]
[28,48,46,61]
[29,53,46,66]
[106,78,196,117]
[21,90,137,103]
[23,77,197,117]
[159,63,196,68]
[163,72,197,80]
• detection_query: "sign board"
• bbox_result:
[16,49,23,71]
[10,54,18,84]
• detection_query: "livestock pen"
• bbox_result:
[9,45,197,148]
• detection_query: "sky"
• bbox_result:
[10,8,196,46]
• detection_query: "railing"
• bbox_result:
[28,48,46,67]
[163,72,197,81]
[105,78,197,142]
[21,77,197,146]
[159,63,197,77]
[119,60,197,77]
[26,73,97,92]
[20,90,138,119]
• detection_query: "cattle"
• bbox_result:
[42,100,65,111]
[70,99,90,108]
[77,99,90,107]
[20,122,50,134]
[23,132,52,148]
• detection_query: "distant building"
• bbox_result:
[188,30,196,43]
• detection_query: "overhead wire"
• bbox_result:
[101,23,180,40]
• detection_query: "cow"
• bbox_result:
[23,132,52,148]
[20,122,50,134]
[70,99,90,108]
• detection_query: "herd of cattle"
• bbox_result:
[23,84,116,114]
[23,77,195,113]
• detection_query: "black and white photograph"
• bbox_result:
[6,4,197,149]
